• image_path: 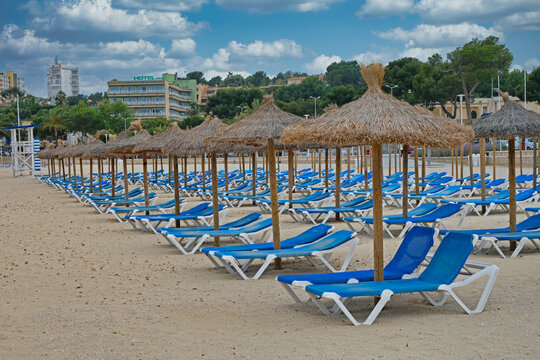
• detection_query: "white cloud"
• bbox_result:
[113,0,208,12]
[399,47,449,61]
[357,0,414,18]
[495,11,540,32]
[169,38,197,57]
[524,58,540,71]
[203,70,251,80]
[228,39,303,58]
[352,51,394,65]
[98,39,163,57]
[304,54,341,73]
[215,0,344,13]
[0,24,60,58]
[376,23,502,49]
[201,48,231,71]
[45,0,205,38]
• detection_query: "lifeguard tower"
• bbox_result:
[3,124,40,177]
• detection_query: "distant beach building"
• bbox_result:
[107,73,196,121]
[47,57,79,101]
[433,96,539,121]
[0,71,25,91]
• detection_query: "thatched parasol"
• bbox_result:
[282,63,473,287]
[82,140,105,190]
[211,97,304,268]
[473,90,540,242]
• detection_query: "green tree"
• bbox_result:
[205,88,263,119]
[186,71,207,84]
[141,117,173,134]
[88,92,104,104]
[223,73,245,87]
[325,85,358,106]
[384,57,423,102]
[55,91,67,107]
[325,61,364,89]
[246,71,271,87]
[0,87,25,99]
[447,36,513,123]
[41,108,68,139]
[66,101,103,134]
[98,99,133,133]
[271,70,307,85]
[273,76,329,103]
[207,76,222,87]
[515,67,540,102]
[179,115,205,130]
[66,94,89,106]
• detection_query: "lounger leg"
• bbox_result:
[397,222,413,239]
[280,283,304,303]
[319,290,393,326]
[511,237,530,258]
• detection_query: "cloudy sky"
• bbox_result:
[1,0,539,97]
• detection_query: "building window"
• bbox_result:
[152,85,164,92]
[124,97,137,104]
[138,86,150,93]
[110,98,122,103]
[137,108,150,115]
[125,86,136,93]
[152,108,165,115]
[138,97,150,104]
[109,86,122,94]
[152,97,164,104]
[471,111,477,119]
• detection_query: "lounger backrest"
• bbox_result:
[280,224,334,247]
[343,197,366,207]
[184,202,211,214]
[418,203,462,220]
[409,203,438,216]
[487,190,509,200]
[223,213,262,228]
[434,186,461,195]
[517,214,540,231]
[236,218,273,232]
[422,185,445,195]
[487,179,506,187]
[198,204,225,216]
[291,230,354,251]
[516,189,536,201]
[385,226,435,274]
[418,232,473,284]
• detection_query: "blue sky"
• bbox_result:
[1,0,539,98]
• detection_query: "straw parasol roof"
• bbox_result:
[414,105,475,147]
[37,144,56,159]
[57,143,76,159]
[82,140,106,159]
[282,64,471,149]
[211,97,304,147]
[133,122,185,154]
[165,113,228,156]
[108,129,152,155]
[473,90,540,138]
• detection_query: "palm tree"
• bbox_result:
[41,108,67,139]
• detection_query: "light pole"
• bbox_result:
[104,134,108,143]
[385,84,398,96]
[237,105,247,114]
[303,114,310,120]
[456,94,465,124]
[310,96,320,118]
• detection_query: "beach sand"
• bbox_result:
[1,164,539,359]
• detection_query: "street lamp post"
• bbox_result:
[310,96,320,118]
[456,94,465,124]
[385,84,398,96]
[303,114,310,120]
[237,105,247,114]
[104,134,108,143]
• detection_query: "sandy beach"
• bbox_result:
[1,165,539,359]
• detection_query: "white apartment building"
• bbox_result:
[47,62,79,101]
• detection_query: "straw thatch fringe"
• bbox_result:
[108,129,152,155]
[134,122,185,154]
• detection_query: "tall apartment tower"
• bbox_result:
[0,71,25,91]
[47,57,79,101]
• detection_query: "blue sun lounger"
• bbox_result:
[344,202,439,234]
[89,192,157,214]
[302,232,499,325]
[285,197,373,224]
[475,230,540,258]
[107,199,181,223]
[441,189,537,216]
[277,226,437,302]
[163,218,273,255]
[438,214,540,237]
[384,185,446,207]
[126,203,226,233]
[206,230,359,280]
[382,203,469,238]
[254,191,333,214]
[407,185,463,206]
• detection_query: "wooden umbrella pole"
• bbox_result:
[61,159,65,181]
[534,139,537,190]
[168,156,172,183]
[97,157,102,191]
[211,152,220,246]
[455,148,459,179]
[67,157,71,181]
[335,147,342,221]
[363,146,369,190]
[329,147,332,169]
[79,158,83,185]
[108,157,110,174]
[294,150,298,177]
[152,154,156,177]
[173,156,181,228]
[89,158,93,190]
[267,139,282,270]
[460,145,464,179]
[356,145,360,175]
[508,138,517,251]
[422,146,426,183]
[131,157,134,176]
[194,155,197,175]
[251,153,257,203]
[469,142,474,186]
[450,148,454,177]
[347,147,351,180]
[414,147,420,199]
[402,145,409,217]
[288,150,294,209]
[519,137,523,175]
[224,153,229,191]
[155,156,158,182]
[160,155,163,173]
[241,154,246,180]
[395,144,399,174]
[142,153,149,214]
[372,142,384,287]
[111,158,115,196]
[73,157,77,182]
[388,144,392,177]
[265,152,269,183]
[183,157,188,188]
[123,155,129,201]
[277,150,281,173]
[325,148,329,188]
[493,137,497,180]
[202,153,206,189]
[480,138,486,214]
[319,149,322,177]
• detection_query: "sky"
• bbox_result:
[1,0,539,98]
